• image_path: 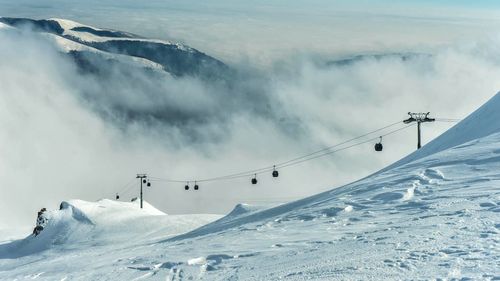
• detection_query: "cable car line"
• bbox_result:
[112,115,460,198]
[175,120,404,183]
[149,122,415,185]
[435,118,461,123]
[148,120,403,184]
[277,124,414,170]
[271,120,403,168]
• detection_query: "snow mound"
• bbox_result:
[226,203,262,218]
[167,203,270,241]
[60,199,166,222]
[0,199,221,259]
[0,201,95,258]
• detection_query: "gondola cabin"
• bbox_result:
[272,165,279,177]
[374,136,383,152]
[251,177,258,184]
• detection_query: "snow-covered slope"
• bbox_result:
[45,33,165,71]
[1,94,500,279]
[0,22,13,30]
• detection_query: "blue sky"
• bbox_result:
[417,0,500,8]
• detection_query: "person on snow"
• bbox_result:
[33,208,48,236]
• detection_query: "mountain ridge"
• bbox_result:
[0,17,229,79]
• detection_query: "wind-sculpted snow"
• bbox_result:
[0,200,220,260]
[0,202,94,258]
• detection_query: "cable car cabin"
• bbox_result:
[147,182,151,187]
[251,178,258,184]
[184,184,189,190]
[374,142,383,151]
[272,165,279,178]
[194,184,199,190]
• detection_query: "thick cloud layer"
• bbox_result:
[1,25,500,232]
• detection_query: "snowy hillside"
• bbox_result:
[0,17,229,78]
[1,93,500,279]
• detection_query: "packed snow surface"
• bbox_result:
[1,93,500,279]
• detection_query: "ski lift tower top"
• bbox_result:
[403,112,435,149]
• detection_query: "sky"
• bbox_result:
[1,0,500,233]
[2,0,500,64]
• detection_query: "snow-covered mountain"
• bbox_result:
[0,17,229,79]
[325,52,430,68]
[1,92,499,279]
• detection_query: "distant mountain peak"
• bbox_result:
[0,17,229,78]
